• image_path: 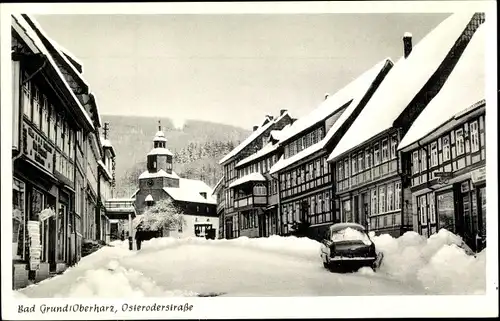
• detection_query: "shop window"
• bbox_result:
[442,135,451,161]
[418,195,428,226]
[437,191,454,232]
[456,128,465,156]
[13,179,26,260]
[342,200,351,222]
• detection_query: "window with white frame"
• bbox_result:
[394,182,401,210]
[430,142,438,167]
[429,192,436,224]
[470,121,479,152]
[374,143,380,165]
[338,162,344,180]
[442,135,451,161]
[418,195,428,226]
[344,158,349,178]
[382,139,389,161]
[456,128,465,155]
[387,183,394,211]
[379,186,386,213]
[352,156,357,174]
[32,86,41,127]
[41,95,49,136]
[365,148,371,169]
[371,189,378,215]
[420,148,427,171]
[412,151,419,174]
[391,135,398,159]
[22,75,31,119]
[358,151,364,172]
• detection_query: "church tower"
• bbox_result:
[146,121,173,174]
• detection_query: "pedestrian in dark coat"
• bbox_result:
[135,224,143,250]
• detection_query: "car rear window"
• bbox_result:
[331,227,371,244]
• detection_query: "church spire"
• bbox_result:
[158,120,161,132]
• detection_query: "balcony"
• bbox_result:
[234,195,267,210]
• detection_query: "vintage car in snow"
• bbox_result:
[320,223,383,271]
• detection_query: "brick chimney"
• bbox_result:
[253,125,259,131]
[403,32,412,58]
[280,109,288,116]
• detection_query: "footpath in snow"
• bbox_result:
[15,229,485,298]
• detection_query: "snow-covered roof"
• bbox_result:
[236,142,279,169]
[228,172,267,189]
[219,111,290,165]
[269,57,392,174]
[12,14,95,130]
[270,124,292,141]
[163,178,217,205]
[98,160,113,179]
[138,169,179,180]
[330,222,366,232]
[147,147,173,156]
[328,12,475,162]
[154,130,167,142]
[145,194,154,202]
[398,22,486,151]
[211,176,224,196]
[404,32,413,38]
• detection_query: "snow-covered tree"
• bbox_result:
[133,199,186,232]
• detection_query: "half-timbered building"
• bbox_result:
[328,12,485,237]
[268,58,393,240]
[398,21,486,251]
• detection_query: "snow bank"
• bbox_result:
[372,229,485,294]
[140,235,322,262]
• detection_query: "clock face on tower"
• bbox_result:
[147,179,154,187]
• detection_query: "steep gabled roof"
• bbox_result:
[328,12,475,162]
[219,111,290,165]
[12,14,95,130]
[164,178,217,205]
[398,22,486,151]
[269,57,393,174]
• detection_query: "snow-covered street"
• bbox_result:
[16,230,485,298]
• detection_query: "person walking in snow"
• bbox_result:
[135,223,144,250]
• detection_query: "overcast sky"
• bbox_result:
[34,13,450,130]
